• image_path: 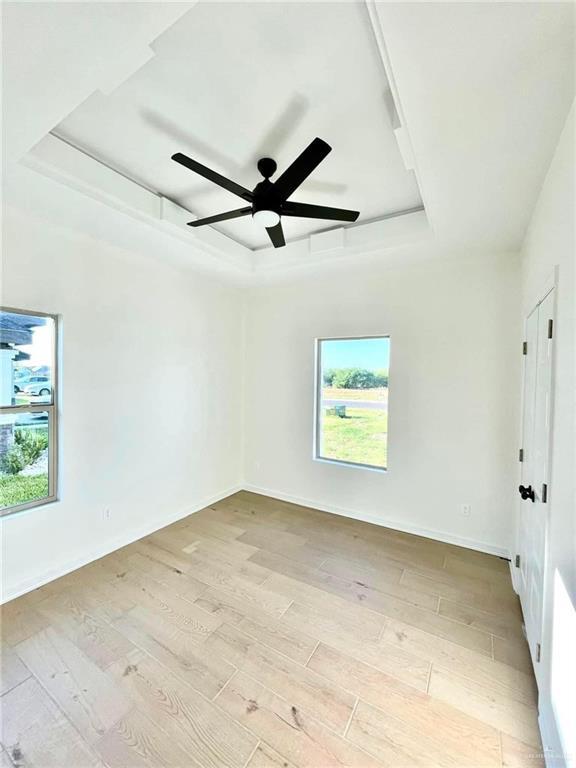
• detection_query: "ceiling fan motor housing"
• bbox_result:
[251,178,282,218]
[257,157,277,179]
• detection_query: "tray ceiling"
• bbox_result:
[54,1,422,250]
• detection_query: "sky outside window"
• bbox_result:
[321,337,390,371]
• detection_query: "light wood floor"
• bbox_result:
[1,491,542,768]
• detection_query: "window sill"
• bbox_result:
[313,456,388,473]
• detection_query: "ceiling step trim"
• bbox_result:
[21,133,254,273]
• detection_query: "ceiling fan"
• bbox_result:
[171,137,359,248]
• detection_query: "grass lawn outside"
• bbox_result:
[320,407,387,469]
[0,473,49,509]
[322,387,387,402]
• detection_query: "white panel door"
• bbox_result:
[518,305,539,602]
[518,289,555,679]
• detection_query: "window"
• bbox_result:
[0,308,58,514]
[315,336,390,471]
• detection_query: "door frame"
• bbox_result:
[512,265,558,684]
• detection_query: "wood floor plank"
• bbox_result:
[0,645,30,695]
[264,573,387,642]
[108,652,257,768]
[383,602,494,655]
[203,623,355,733]
[182,547,272,587]
[1,491,539,768]
[215,671,381,768]
[0,602,49,647]
[1,676,102,767]
[235,614,318,665]
[381,618,537,706]
[33,589,136,670]
[501,733,546,767]
[66,580,136,624]
[402,562,497,597]
[444,553,516,587]
[183,516,247,541]
[309,643,501,766]
[438,597,525,641]
[105,570,223,640]
[182,532,260,562]
[195,586,320,662]
[95,706,201,768]
[493,635,534,675]
[251,549,438,612]
[131,538,196,576]
[348,698,498,767]
[429,666,542,747]
[187,568,293,618]
[14,627,132,745]
[124,550,209,600]
[195,585,281,626]
[401,569,522,614]
[237,527,311,555]
[301,527,448,571]
[112,604,233,699]
[320,554,401,589]
[246,741,298,768]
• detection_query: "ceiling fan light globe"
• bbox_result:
[252,209,280,228]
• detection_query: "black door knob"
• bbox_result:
[519,484,535,502]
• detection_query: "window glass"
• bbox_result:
[0,412,50,510]
[316,337,390,470]
[1,311,55,407]
[0,308,57,514]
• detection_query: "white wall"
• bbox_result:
[244,248,520,555]
[518,103,575,766]
[0,207,244,601]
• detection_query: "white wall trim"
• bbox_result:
[539,699,569,768]
[243,484,510,558]
[22,133,253,274]
[1,484,242,605]
[3,481,514,606]
[22,133,430,274]
[509,559,521,595]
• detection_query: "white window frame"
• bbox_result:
[313,334,389,473]
[0,307,59,516]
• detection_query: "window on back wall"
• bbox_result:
[315,336,390,471]
[0,308,58,515]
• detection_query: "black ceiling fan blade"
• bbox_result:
[273,138,332,201]
[188,207,252,227]
[172,153,253,202]
[282,201,359,222]
[266,222,285,248]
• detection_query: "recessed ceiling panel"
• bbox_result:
[55,2,422,249]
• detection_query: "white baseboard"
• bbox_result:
[242,484,510,558]
[4,481,510,604]
[509,557,521,595]
[1,484,242,605]
[539,699,571,768]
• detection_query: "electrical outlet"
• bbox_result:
[461,504,471,517]
[103,507,111,521]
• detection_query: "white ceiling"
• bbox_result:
[375,1,575,252]
[2,1,574,276]
[54,2,422,249]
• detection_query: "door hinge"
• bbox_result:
[515,554,520,568]
[519,448,524,462]
[542,483,548,503]
[548,319,553,339]
[522,341,527,355]
[536,642,541,663]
